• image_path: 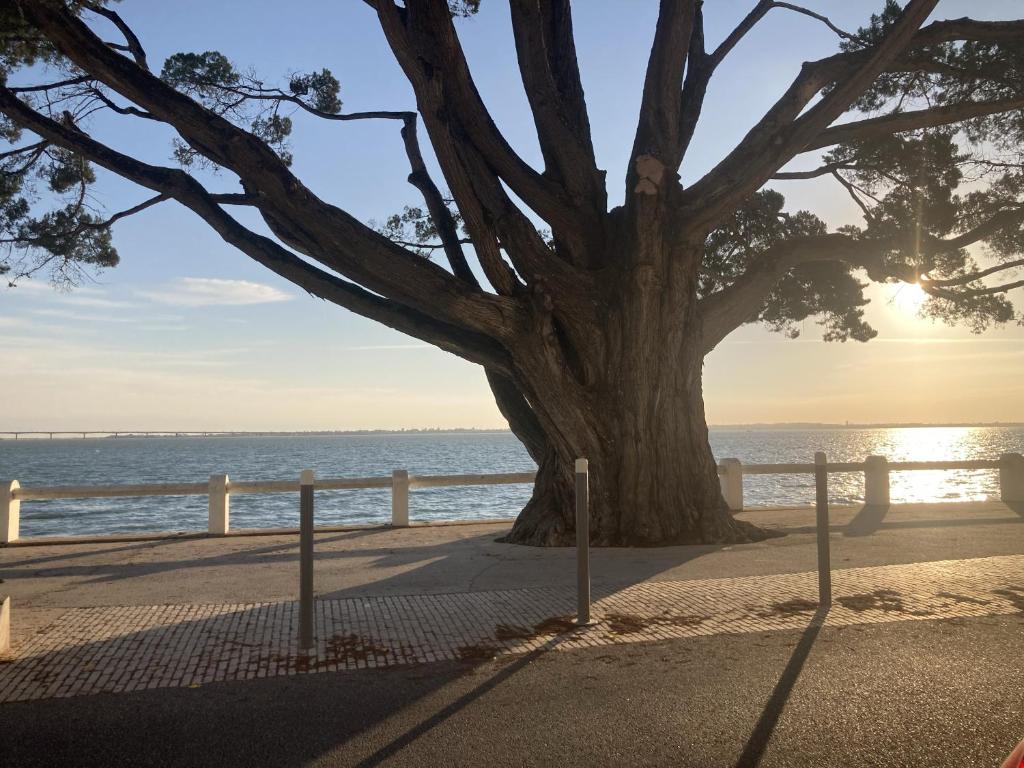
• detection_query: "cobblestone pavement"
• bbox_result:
[2,553,1023,703]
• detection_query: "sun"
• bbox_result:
[890,282,927,315]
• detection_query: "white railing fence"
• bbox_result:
[2,453,1023,544]
[715,452,1024,512]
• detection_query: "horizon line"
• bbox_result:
[2,421,1022,437]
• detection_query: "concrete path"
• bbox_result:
[4,501,1022,611]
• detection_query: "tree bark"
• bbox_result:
[500,235,772,547]
[502,363,769,547]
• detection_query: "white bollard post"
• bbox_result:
[208,474,230,535]
[864,455,890,506]
[391,469,410,527]
[719,458,744,511]
[1000,453,1024,503]
[0,596,9,654]
[2,481,19,544]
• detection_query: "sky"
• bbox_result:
[1,0,1022,431]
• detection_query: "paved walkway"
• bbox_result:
[3,552,1022,702]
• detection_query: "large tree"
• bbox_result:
[2,1,1023,545]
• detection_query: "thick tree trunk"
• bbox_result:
[500,237,771,546]
[501,363,767,546]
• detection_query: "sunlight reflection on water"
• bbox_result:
[2,427,1021,536]
[714,426,1021,508]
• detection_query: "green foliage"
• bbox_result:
[0,140,117,285]
[373,202,465,259]
[288,70,341,114]
[702,190,876,342]
[448,1,481,18]
[45,147,97,194]
[160,51,240,98]
[159,52,352,168]
[802,0,1024,334]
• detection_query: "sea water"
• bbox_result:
[2,426,1021,537]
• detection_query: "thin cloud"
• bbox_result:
[138,277,292,307]
[341,344,432,351]
[31,308,135,323]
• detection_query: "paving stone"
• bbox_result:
[1,553,1022,702]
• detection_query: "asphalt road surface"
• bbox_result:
[3,612,1022,767]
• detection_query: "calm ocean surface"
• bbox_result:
[2,427,1022,537]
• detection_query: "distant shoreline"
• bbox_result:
[1,422,1022,439]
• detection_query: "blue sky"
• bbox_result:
[1,1,1022,430]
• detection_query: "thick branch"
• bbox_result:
[683,0,939,230]
[378,0,584,240]
[631,0,697,170]
[397,114,482,289]
[509,0,605,216]
[772,162,854,180]
[21,2,517,339]
[803,97,1024,152]
[0,87,514,372]
[707,0,772,70]
[924,277,1024,299]
[698,233,872,352]
[83,2,150,71]
[375,0,590,286]
[923,257,1024,287]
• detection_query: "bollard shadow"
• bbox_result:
[350,640,565,768]
[733,606,829,768]
[1007,501,1024,519]
[843,504,890,537]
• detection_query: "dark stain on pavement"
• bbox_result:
[936,592,990,606]
[837,589,933,616]
[455,643,499,663]
[605,612,706,635]
[532,616,577,636]
[761,598,820,617]
[991,586,1024,611]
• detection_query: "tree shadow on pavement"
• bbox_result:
[733,606,829,768]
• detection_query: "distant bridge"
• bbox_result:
[0,431,248,440]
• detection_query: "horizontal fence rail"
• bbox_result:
[2,453,1023,544]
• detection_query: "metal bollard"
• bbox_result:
[575,458,591,626]
[299,469,315,650]
[814,452,831,606]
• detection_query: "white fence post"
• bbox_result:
[0,596,9,654]
[208,474,230,535]
[391,469,410,527]
[864,455,890,505]
[719,458,744,511]
[1000,453,1024,503]
[2,481,19,544]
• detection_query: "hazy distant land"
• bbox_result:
[2,421,1022,439]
